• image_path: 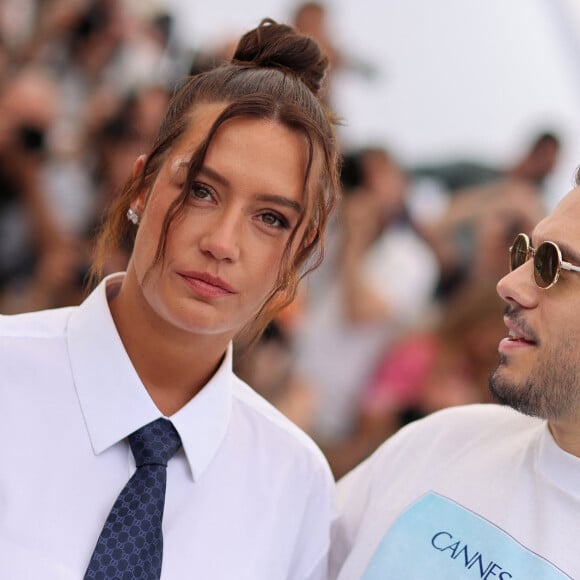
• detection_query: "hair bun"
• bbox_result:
[233,18,329,96]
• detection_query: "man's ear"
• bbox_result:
[131,154,148,214]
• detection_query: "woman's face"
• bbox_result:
[127,102,309,342]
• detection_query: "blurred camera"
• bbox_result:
[17,125,46,153]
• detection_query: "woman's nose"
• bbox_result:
[198,214,241,262]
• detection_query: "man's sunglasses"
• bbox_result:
[509,232,580,289]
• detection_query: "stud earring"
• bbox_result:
[126,207,140,225]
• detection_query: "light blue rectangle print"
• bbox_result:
[363,492,570,579]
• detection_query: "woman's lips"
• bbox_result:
[178,272,237,298]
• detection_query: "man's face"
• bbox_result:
[489,188,580,421]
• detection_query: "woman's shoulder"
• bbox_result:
[231,374,332,472]
[0,306,75,340]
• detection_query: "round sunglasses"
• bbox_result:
[509,233,580,289]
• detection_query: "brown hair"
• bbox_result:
[91,18,340,342]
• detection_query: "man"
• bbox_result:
[330,174,580,579]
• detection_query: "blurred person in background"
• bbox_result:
[291,1,377,106]
[423,177,547,301]
[294,146,439,455]
[0,1,184,314]
[90,84,170,214]
[413,130,561,195]
[325,282,504,478]
[0,67,66,300]
[234,319,318,434]
[292,2,341,72]
[42,0,179,232]
[0,234,93,313]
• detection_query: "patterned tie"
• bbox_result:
[84,418,182,580]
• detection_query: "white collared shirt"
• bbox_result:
[0,274,336,579]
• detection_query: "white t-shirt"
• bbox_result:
[331,404,580,579]
[0,274,336,580]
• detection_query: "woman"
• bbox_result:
[0,19,340,580]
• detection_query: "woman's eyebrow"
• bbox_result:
[254,194,302,214]
[175,162,230,188]
[196,165,230,188]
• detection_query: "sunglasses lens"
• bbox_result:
[534,242,559,288]
[510,234,529,271]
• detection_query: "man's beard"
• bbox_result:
[489,343,579,420]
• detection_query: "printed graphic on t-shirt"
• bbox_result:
[363,492,571,579]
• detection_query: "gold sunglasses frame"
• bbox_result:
[509,232,580,289]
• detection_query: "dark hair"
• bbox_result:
[531,131,560,151]
[340,152,364,190]
[340,146,399,194]
[91,18,340,342]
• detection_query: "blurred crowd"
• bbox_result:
[0,0,561,478]
[0,0,187,313]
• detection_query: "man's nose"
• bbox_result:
[496,258,538,308]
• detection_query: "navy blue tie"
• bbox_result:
[84,418,182,580]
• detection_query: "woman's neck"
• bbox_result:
[108,274,230,416]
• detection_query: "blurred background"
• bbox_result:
[1,0,579,477]
[168,0,580,210]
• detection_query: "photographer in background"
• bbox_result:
[0,68,59,286]
[0,67,89,312]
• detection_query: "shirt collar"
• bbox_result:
[67,273,233,481]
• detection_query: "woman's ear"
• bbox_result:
[132,154,147,178]
[130,154,148,214]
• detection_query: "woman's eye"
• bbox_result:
[191,183,214,200]
[260,212,289,229]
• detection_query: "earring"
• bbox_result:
[127,207,140,225]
